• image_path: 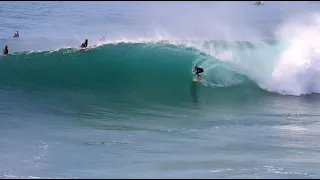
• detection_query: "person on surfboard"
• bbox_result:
[193,66,204,79]
[80,39,88,48]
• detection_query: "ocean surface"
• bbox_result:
[1,1,320,178]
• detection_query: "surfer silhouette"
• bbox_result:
[80,39,88,48]
[193,66,204,78]
[13,31,19,38]
[2,45,8,55]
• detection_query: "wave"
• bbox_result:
[0,41,263,104]
[0,35,319,102]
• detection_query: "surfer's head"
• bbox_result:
[4,45,8,49]
[85,39,88,44]
[194,65,198,69]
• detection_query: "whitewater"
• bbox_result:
[0,1,320,178]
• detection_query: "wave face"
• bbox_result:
[0,41,263,104]
[1,36,319,105]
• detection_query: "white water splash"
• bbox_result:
[264,13,320,95]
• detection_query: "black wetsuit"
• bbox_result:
[194,67,204,77]
[3,48,8,55]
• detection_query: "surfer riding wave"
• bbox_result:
[193,66,204,79]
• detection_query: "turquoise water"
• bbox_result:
[1,1,320,178]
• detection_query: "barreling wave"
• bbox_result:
[0,41,262,105]
[0,41,259,88]
[0,38,318,103]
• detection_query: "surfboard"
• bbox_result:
[80,48,89,51]
[78,45,97,52]
[193,77,200,82]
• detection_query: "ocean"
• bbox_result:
[1,1,320,178]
